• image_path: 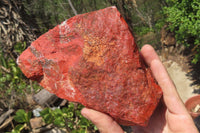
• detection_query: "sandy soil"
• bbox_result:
[161,57,198,102]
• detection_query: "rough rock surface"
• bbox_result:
[18,6,162,126]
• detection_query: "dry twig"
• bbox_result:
[0,116,13,130]
[0,109,14,125]
[68,0,77,15]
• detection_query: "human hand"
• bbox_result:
[81,44,198,133]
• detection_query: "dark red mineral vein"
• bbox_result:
[17,6,162,126]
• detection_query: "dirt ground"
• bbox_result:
[162,59,196,102]
[160,52,200,103]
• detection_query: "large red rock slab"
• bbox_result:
[17,6,162,126]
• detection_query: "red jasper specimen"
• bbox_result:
[18,6,162,126]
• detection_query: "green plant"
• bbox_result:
[0,42,41,99]
[7,109,32,133]
[134,26,153,36]
[22,0,110,34]
[40,103,97,132]
[163,0,200,63]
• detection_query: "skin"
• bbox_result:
[81,44,199,133]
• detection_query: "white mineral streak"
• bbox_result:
[16,56,20,65]
[60,19,68,27]
[65,78,76,98]
[59,20,71,44]
[111,6,117,9]
[54,82,58,90]
[57,78,75,99]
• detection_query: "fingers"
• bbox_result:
[81,108,124,133]
[140,44,161,66]
[140,45,187,114]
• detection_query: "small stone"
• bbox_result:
[18,6,162,126]
[30,117,44,129]
[33,107,43,117]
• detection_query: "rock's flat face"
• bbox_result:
[18,7,162,126]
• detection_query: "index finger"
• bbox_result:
[140,44,187,114]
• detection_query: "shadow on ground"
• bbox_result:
[194,116,200,132]
[186,58,200,94]
[185,55,200,132]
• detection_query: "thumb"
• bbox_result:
[81,108,124,133]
